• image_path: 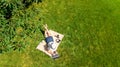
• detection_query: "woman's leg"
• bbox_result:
[45,31,48,37]
[44,30,52,37]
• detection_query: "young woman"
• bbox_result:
[43,24,59,59]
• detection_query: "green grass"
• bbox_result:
[0,0,120,67]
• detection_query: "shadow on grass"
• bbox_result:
[0,49,2,54]
[40,29,44,36]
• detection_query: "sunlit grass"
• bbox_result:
[0,0,120,66]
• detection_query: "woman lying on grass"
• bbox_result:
[43,24,59,59]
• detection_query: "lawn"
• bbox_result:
[0,0,120,67]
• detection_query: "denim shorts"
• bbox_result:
[45,36,54,44]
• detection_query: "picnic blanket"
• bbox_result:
[36,30,64,57]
